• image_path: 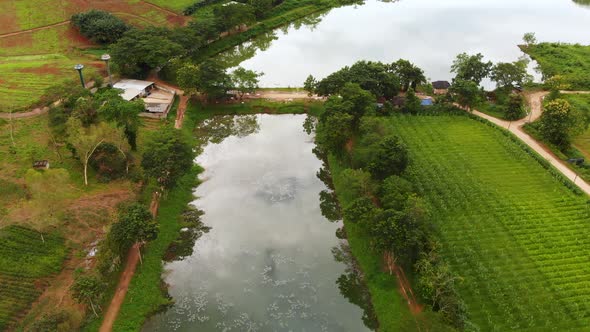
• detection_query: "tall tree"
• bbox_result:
[213,2,256,33]
[390,59,426,91]
[196,60,232,101]
[490,59,532,90]
[523,32,537,47]
[449,79,482,111]
[97,90,143,150]
[451,53,493,86]
[71,10,128,44]
[231,67,263,99]
[303,74,317,96]
[141,127,194,190]
[110,204,158,263]
[250,0,273,19]
[111,28,183,77]
[66,118,125,185]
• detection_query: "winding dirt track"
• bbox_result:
[469,91,590,196]
[0,21,71,38]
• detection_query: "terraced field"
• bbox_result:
[0,226,67,330]
[0,54,100,110]
[385,114,590,331]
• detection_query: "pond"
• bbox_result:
[143,114,375,331]
[224,0,590,89]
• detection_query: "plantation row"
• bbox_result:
[0,226,67,330]
[384,114,590,331]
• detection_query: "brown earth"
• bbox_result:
[18,64,61,75]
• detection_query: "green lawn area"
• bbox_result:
[522,43,590,90]
[383,114,590,331]
[144,0,197,12]
[0,225,67,331]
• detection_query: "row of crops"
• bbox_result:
[0,225,67,330]
[385,114,590,331]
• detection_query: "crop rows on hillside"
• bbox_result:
[385,115,590,331]
[0,225,67,330]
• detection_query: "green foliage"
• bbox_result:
[29,310,71,332]
[522,32,537,47]
[213,2,256,32]
[0,226,67,330]
[523,43,590,90]
[303,74,318,96]
[230,66,263,99]
[343,196,377,224]
[71,10,129,45]
[449,79,482,110]
[97,89,143,150]
[141,127,195,189]
[110,28,184,77]
[110,204,158,254]
[89,143,127,182]
[490,59,532,90]
[366,135,409,180]
[316,111,354,156]
[540,98,585,148]
[402,88,422,114]
[504,93,527,120]
[315,60,400,98]
[390,59,427,91]
[70,274,105,316]
[250,0,274,19]
[379,175,413,211]
[451,52,493,86]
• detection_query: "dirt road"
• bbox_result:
[470,91,590,196]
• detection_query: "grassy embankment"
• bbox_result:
[522,42,590,90]
[379,114,590,331]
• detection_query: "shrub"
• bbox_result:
[71,10,129,44]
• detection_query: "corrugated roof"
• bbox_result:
[119,88,142,101]
[113,79,154,91]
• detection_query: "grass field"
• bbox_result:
[0,225,67,330]
[566,94,590,158]
[522,43,590,90]
[384,114,590,331]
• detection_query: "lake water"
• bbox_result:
[142,115,373,331]
[228,0,590,89]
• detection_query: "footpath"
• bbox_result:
[468,91,590,196]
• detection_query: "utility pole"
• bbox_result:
[101,54,113,87]
[74,64,85,88]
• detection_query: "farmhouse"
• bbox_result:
[113,79,175,118]
[432,80,451,94]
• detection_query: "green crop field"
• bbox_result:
[565,94,590,159]
[0,54,99,111]
[384,114,590,331]
[523,43,590,91]
[0,226,67,330]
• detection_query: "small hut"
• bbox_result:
[432,81,451,95]
[33,160,50,170]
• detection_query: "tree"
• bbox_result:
[71,10,128,44]
[66,118,125,185]
[449,79,482,111]
[390,59,426,91]
[303,74,317,96]
[490,59,532,90]
[315,61,400,98]
[70,274,104,317]
[451,53,493,86]
[315,112,354,156]
[367,135,409,180]
[523,32,537,47]
[505,94,527,120]
[73,97,98,127]
[110,204,158,263]
[213,2,256,33]
[176,62,201,99]
[141,127,194,190]
[231,67,263,99]
[250,0,273,19]
[540,98,585,149]
[111,28,183,77]
[402,88,422,114]
[196,60,232,101]
[380,175,413,211]
[188,13,221,41]
[97,89,142,150]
